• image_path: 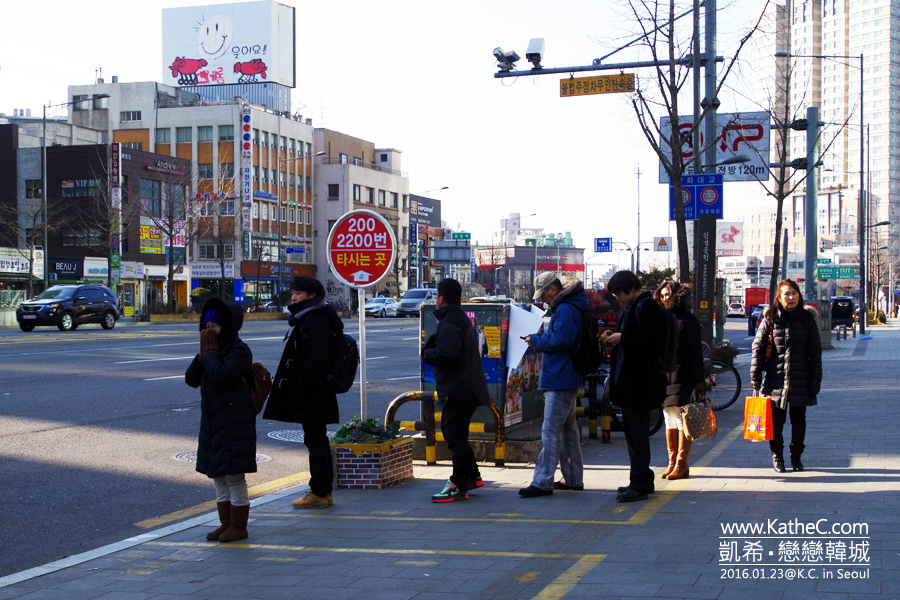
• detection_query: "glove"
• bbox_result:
[200,327,220,356]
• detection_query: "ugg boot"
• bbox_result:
[667,431,692,480]
[218,503,250,543]
[660,429,679,479]
[206,501,231,541]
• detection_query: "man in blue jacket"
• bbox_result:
[519,273,586,497]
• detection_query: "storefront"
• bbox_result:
[119,261,146,318]
[240,261,317,304]
[190,261,239,303]
[145,264,190,313]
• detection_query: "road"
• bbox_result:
[0,316,423,578]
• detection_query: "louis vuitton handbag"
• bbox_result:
[681,393,717,441]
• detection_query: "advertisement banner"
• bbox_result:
[716,222,744,256]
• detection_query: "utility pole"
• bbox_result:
[635,164,642,272]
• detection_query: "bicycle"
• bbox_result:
[705,358,741,410]
[595,367,664,436]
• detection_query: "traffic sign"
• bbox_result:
[451,232,471,240]
[285,247,305,254]
[327,210,396,288]
[817,265,859,279]
[595,238,612,252]
[560,73,635,97]
[669,174,723,221]
[654,237,673,252]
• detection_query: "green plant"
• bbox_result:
[877,309,887,324]
[331,416,401,444]
[711,344,739,364]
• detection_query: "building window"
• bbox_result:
[219,162,235,178]
[253,129,260,144]
[340,153,349,165]
[121,142,142,150]
[220,200,235,216]
[140,179,162,217]
[176,127,192,143]
[198,126,213,142]
[155,129,170,144]
[390,192,398,208]
[198,163,214,179]
[61,178,100,198]
[62,228,102,249]
[328,184,340,201]
[353,184,361,203]
[306,210,312,225]
[198,243,234,260]
[219,125,234,141]
[120,111,142,122]
[92,95,108,110]
[25,180,42,198]
[378,190,386,206]
[380,153,388,162]
[73,95,89,110]
[366,187,374,204]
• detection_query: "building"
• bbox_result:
[313,129,409,308]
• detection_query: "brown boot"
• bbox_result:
[218,503,250,543]
[667,431,692,480]
[660,429,679,479]
[206,501,231,541]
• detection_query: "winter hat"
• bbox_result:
[533,272,561,302]
[203,309,225,327]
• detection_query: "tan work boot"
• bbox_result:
[218,503,250,543]
[291,491,332,509]
[660,429,679,479]
[206,501,231,541]
[667,431,693,480]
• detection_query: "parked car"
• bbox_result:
[364,297,399,318]
[831,297,856,328]
[749,303,770,330]
[397,288,437,317]
[727,302,746,318]
[16,284,119,332]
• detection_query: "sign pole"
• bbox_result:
[358,287,367,419]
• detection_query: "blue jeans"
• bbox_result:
[530,389,583,490]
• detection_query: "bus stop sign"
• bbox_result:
[327,210,397,288]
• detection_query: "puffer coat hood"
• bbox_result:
[199,297,244,342]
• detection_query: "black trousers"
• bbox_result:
[769,404,807,458]
[621,405,654,493]
[441,391,480,490]
[302,420,333,497]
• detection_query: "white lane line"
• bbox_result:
[143,375,184,381]
[366,356,388,360]
[402,337,419,341]
[116,356,195,364]
[385,375,420,381]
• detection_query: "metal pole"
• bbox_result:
[42,105,48,288]
[804,105,819,305]
[358,287,367,419]
[635,164,642,272]
[859,54,867,334]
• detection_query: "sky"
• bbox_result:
[1,0,765,273]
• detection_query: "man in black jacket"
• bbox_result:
[606,271,666,502]
[422,278,491,503]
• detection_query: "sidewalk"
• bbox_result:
[2,322,898,599]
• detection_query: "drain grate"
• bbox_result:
[267,429,335,443]
[174,451,272,464]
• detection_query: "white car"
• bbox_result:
[727,302,746,318]
[364,297,399,318]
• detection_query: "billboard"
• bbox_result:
[162,1,296,88]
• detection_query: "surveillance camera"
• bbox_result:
[493,46,520,71]
[526,38,545,68]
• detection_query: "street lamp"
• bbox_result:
[776,51,864,331]
[42,93,109,287]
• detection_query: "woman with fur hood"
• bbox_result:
[750,279,822,473]
[654,281,705,480]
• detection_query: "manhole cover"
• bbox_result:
[268,429,335,443]
[173,451,272,464]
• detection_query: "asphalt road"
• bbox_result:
[0,316,423,578]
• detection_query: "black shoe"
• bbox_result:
[518,485,552,498]
[467,476,484,490]
[772,454,786,473]
[553,481,584,491]
[791,458,804,472]
[616,487,648,503]
[617,485,655,495]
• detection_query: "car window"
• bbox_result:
[402,290,427,300]
[35,287,74,300]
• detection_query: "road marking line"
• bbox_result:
[366,356,388,360]
[143,376,184,381]
[385,375,419,381]
[117,356,195,364]
[532,555,606,600]
[249,513,629,526]
[134,471,310,528]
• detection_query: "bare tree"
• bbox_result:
[0,194,63,297]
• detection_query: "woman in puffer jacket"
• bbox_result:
[750,279,822,473]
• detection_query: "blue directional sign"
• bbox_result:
[595,237,612,252]
[285,247,305,254]
[669,173,723,221]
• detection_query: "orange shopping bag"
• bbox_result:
[744,396,774,441]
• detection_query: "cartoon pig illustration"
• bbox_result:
[169,57,208,85]
[234,59,268,83]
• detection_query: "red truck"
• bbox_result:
[745,287,769,308]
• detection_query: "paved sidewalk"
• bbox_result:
[1,322,898,599]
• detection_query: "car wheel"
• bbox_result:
[58,312,75,331]
[18,322,35,332]
[379,309,386,318]
[101,311,117,330]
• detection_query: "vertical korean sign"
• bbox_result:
[109,143,122,286]
[327,210,397,419]
[241,107,252,258]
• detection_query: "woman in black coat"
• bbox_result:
[185,298,255,542]
[263,276,343,508]
[654,281,705,481]
[750,279,822,473]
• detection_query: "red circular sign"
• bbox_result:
[681,189,691,205]
[327,210,396,288]
[700,186,719,205]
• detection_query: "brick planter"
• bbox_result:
[331,436,414,489]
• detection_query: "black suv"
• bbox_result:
[16,284,119,332]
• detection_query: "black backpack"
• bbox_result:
[327,332,359,394]
[571,308,603,375]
